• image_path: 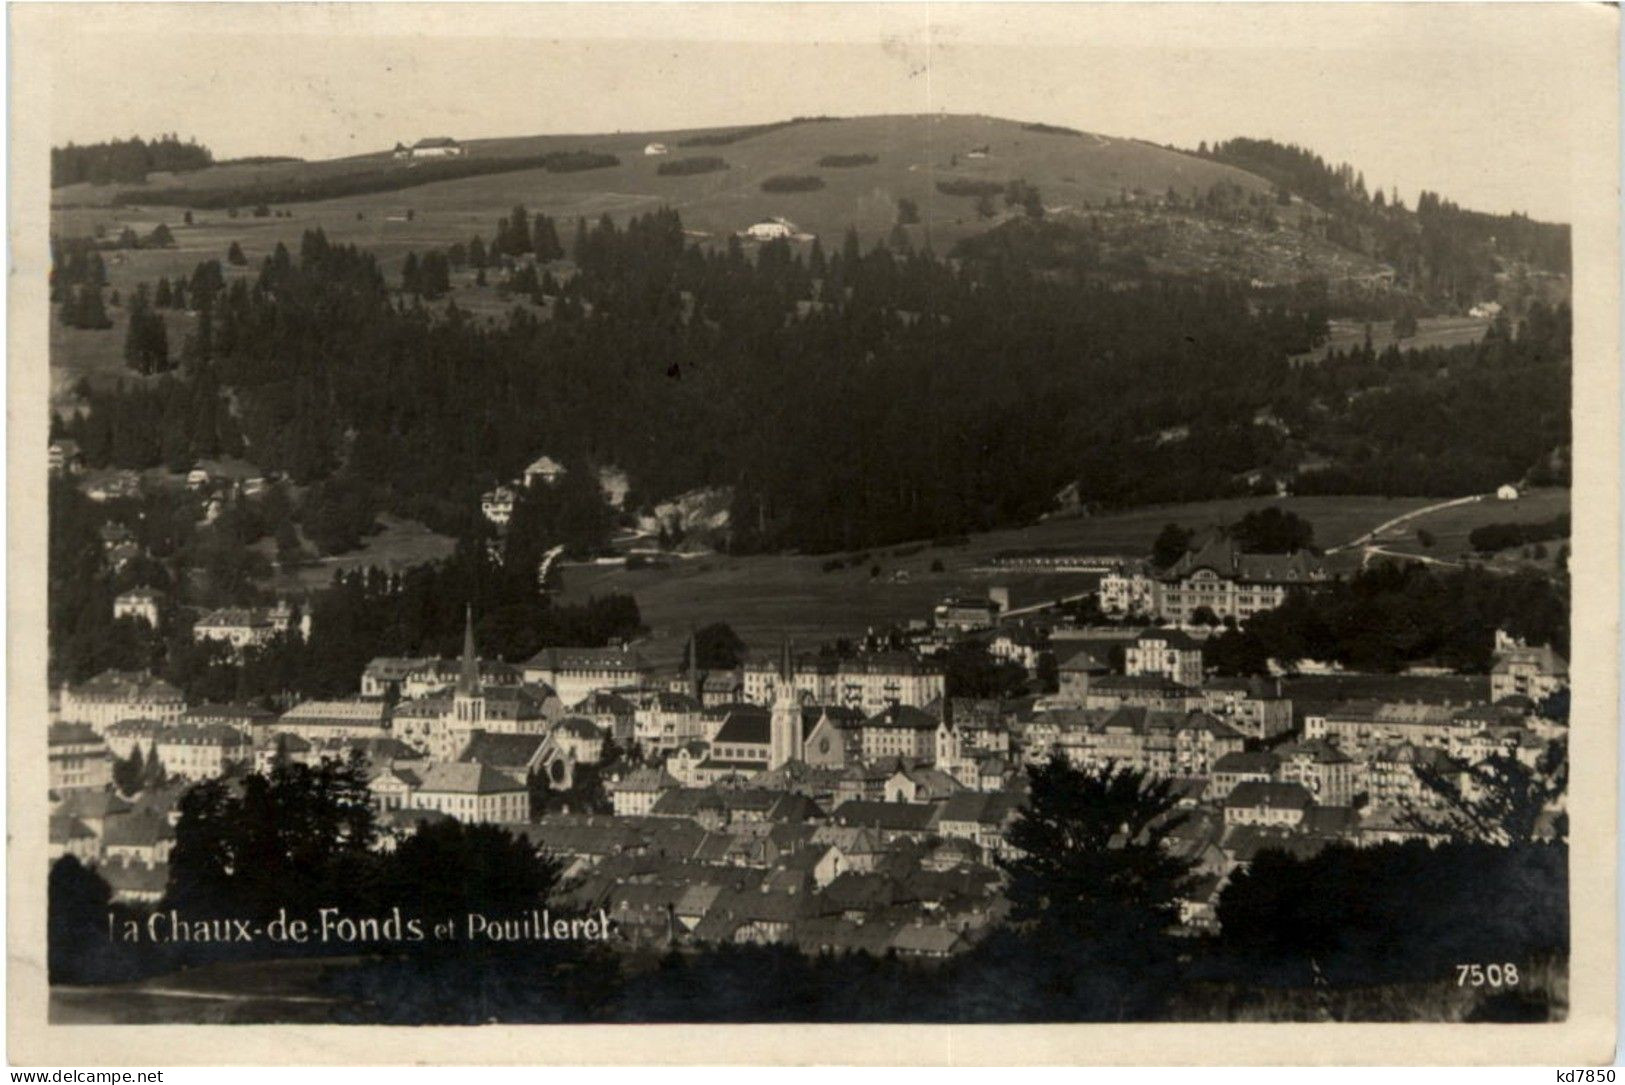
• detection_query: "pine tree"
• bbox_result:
[227,241,247,266]
[510,205,531,254]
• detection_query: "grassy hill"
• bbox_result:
[53,114,1279,269]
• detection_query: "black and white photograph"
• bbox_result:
[8,1,1618,1065]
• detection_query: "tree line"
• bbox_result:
[1202,560,1568,675]
[113,150,619,209]
[53,135,213,187]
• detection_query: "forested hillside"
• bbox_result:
[54,204,1570,557]
[1196,138,1570,307]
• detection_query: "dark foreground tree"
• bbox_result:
[997,758,1196,1017]
[166,752,378,922]
[49,856,136,984]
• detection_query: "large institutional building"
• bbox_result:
[1100,536,1330,624]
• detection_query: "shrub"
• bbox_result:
[677,116,837,148]
[936,179,1005,198]
[817,153,878,168]
[656,156,729,177]
[1022,122,1083,136]
[760,175,825,194]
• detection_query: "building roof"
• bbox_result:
[49,722,104,747]
[555,716,604,739]
[1164,535,1327,584]
[54,790,132,821]
[1058,647,1113,673]
[1224,781,1314,811]
[413,136,461,148]
[102,811,175,848]
[415,761,527,795]
[457,731,548,769]
[611,765,680,793]
[831,800,940,833]
[279,699,389,725]
[195,607,278,630]
[937,790,1022,826]
[1212,750,1281,775]
[861,704,939,731]
[181,703,277,725]
[572,690,637,716]
[524,646,647,673]
[712,706,771,746]
[1136,627,1203,650]
[99,857,169,896]
[65,669,183,703]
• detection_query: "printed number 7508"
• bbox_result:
[1456,963,1519,987]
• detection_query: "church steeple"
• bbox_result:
[456,605,481,696]
[769,635,801,770]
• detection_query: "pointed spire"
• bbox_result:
[457,604,480,695]
[780,636,794,683]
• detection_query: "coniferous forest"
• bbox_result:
[54,208,1572,557]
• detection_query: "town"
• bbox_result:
[50,508,1569,959]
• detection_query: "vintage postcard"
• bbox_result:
[8,2,1619,1066]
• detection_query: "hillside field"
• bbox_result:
[52,115,1277,293]
[556,494,1446,663]
[1366,486,1569,562]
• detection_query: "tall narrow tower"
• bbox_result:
[453,605,485,726]
[768,637,802,769]
[685,625,701,703]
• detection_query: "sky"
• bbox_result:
[40,3,1609,221]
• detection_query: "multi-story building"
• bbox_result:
[570,690,638,746]
[857,704,939,761]
[1208,750,1281,799]
[1275,739,1359,806]
[1099,561,1158,617]
[361,657,433,698]
[1055,647,1111,703]
[521,646,650,706]
[1365,743,1454,809]
[1489,629,1569,704]
[1124,628,1204,687]
[113,588,162,628]
[933,595,1002,632]
[741,652,945,715]
[59,670,185,733]
[608,766,681,816]
[1052,706,1244,779]
[1303,700,1474,757]
[480,485,517,527]
[1153,537,1330,624]
[399,657,522,700]
[1080,675,1203,713]
[411,762,529,825]
[1198,678,1294,740]
[48,722,110,794]
[275,698,391,743]
[1222,781,1314,827]
[192,603,299,652]
[628,689,705,754]
[153,724,254,780]
[180,703,279,746]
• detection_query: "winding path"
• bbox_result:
[1326,494,1485,554]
